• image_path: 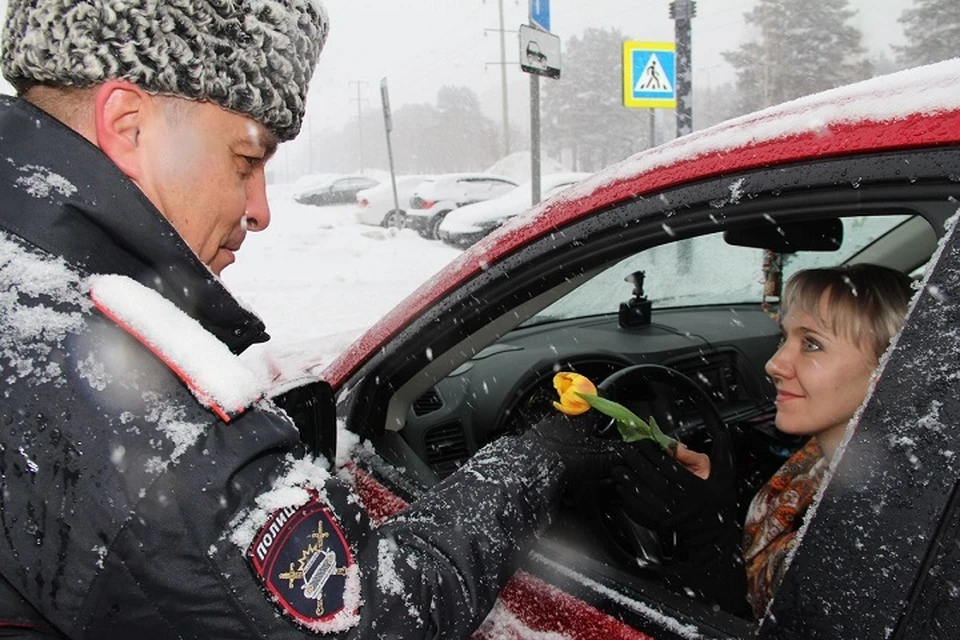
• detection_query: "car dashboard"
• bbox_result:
[399,304,784,479]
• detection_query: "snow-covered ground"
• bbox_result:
[222,185,462,374]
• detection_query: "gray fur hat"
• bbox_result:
[1,0,329,141]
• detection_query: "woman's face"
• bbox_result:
[765,293,878,456]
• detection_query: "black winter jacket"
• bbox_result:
[0,96,563,639]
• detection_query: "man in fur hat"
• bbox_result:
[0,2,622,637]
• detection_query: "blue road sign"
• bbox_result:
[622,41,676,109]
[531,0,550,32]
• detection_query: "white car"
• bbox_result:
[353,175,431,227]
[438,172,591,247]
[406,173,518,239]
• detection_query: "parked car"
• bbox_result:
[294,174,380,207]
[438,172,592,247]
[406,173,518,239]
[354,175,431,227]
[275,60,960,638]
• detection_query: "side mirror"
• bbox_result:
[274,380,337,463]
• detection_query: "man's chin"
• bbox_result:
[209,248,236,275]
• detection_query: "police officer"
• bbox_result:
[0,1,620,637]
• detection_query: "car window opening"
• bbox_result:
[396,210,935,626]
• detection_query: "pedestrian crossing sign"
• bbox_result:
[623,41,677,109]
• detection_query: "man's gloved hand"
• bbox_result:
[523,412,625,488]
[610,431,749,616]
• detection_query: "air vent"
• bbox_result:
[413,388,444,416]
[424,422,470,478]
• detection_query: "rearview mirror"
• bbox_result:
[724,217,843,252]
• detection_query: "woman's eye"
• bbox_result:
[802,337,822,352]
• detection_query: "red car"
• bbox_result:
[281,59,960,638]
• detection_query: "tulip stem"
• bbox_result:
[576,393,678,452]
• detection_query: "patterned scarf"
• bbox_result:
[742,437,828,619]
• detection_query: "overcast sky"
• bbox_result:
[0,0,914,173]
[305,0,911,133]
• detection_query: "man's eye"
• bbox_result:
[243,156,261,167]
[802,337,822,352]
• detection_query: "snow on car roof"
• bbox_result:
[323,58,960,388]
[519,57,960,247]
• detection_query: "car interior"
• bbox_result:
[392,214,935,477]
[306,157,960,634]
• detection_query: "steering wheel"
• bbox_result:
[585,364,731,576]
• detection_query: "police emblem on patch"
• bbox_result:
[248,497,360,632]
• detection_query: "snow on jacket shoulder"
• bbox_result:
[0,95,563,639]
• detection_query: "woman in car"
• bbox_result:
[613,263,914,619]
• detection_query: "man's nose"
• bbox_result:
[245,170,271,232]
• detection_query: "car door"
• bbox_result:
[485,178,518,199]
[759,194,960,636]
[306,188,331,206]
[331,144,960,638]
[330,177,363,203]
[457,178,491,206]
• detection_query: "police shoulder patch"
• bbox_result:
[248,495,361,633]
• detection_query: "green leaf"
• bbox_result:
[577,392,677,452]
[647,414,678,453]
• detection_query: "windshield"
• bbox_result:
[529,214,913,325]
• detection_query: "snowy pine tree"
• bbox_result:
[895,0,960,68]
[723,0,870,113]
[306,87,498,175]
[430,86,499,172]
[542,28,652,171]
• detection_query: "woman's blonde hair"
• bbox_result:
[782,263,914,360]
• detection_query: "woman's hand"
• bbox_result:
[610,433,749,616]
[673,442,711,480]
[610,432,736,534]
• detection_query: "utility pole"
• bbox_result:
[484,0,513,158]
[349,80,368,172]
[670,0,696,137]
[380,78,401,225]
[530,71,540,203]
[649,109,656,149]
[497,0,510,157]
[306,112,314,175]
[523,0,557,206]
[671,1,695,272]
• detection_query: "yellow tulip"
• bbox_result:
[552,372,598,416]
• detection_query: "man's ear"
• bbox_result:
[93,80,150,181]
